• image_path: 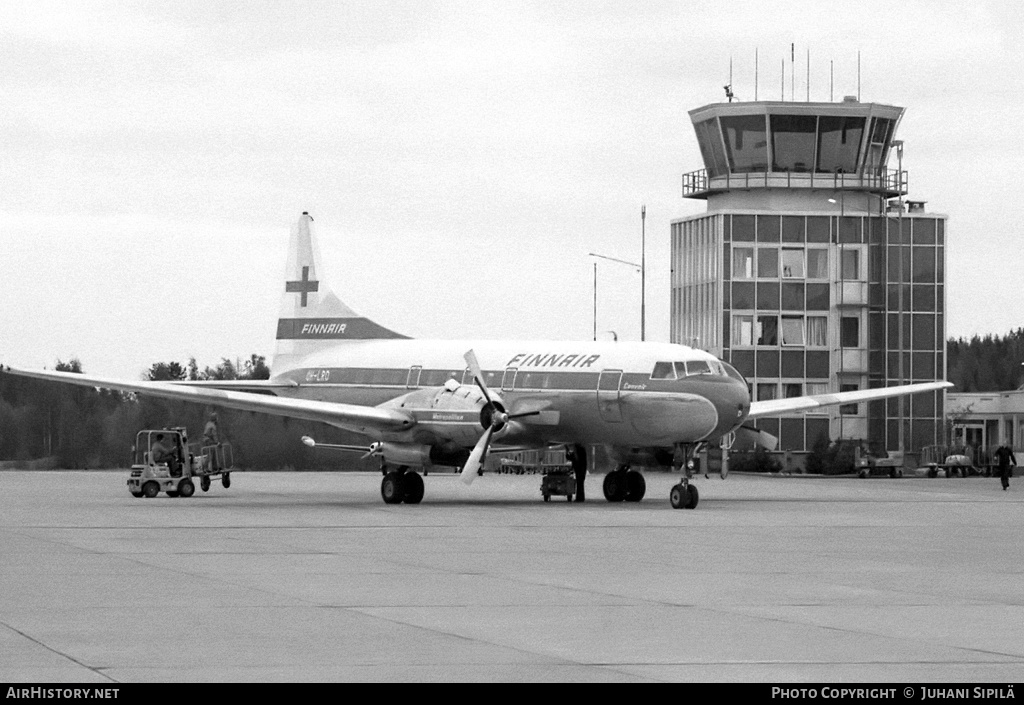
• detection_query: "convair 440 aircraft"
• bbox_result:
[5,213,951,509]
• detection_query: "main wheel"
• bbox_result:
[222,472,231,488]
[603,471,627,502]
[142,481,159,498]
[381,472,404,504]
[178,478,195,498]
[624,470,646,502]
[402,471,424,504]
[200,475,211,492]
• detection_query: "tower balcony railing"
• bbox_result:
[682,168,908,200]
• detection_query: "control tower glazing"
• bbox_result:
[671,98,946,455]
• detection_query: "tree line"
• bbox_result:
[947,329,1024,393]
[0,355,374,470]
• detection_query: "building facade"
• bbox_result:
[671,98,947,454]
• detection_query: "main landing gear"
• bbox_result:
[602,465,646,502]
[380,466,424,505]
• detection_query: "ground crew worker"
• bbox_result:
[569,444,587,503]
[993,445,1017,491]
[203,412,220,471]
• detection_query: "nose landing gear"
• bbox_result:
[669,443,703,509]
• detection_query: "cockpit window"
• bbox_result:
[685,360,713,376]
[720,360,747,383]
[651,361,676,380]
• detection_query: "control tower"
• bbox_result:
[671,97,946,455]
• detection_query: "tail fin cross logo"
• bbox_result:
[286,266,319,307]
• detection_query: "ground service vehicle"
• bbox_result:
[127,428,234,498]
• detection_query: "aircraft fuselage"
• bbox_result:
[270,339,751,451]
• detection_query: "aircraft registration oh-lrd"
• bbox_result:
[2,212,952,509]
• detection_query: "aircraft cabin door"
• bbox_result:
[597,369,623,423]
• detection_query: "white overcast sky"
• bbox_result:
[2,0,1022,378]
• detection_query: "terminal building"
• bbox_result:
[671,97,947,455]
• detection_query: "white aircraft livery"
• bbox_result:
[3,212,952,508]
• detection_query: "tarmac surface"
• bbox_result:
[1,469,1022,683]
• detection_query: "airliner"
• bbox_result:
[3,213,951,508]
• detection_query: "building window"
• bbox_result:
[757,382,778,400]
[781,316,804,346]
[771,114,817,172]
[782,249,804,278]
[807,316,828,347]
[732,315,754,346]
[841,317,860,347]
[733,247,754,279]
[806,248,828,279]
[840,383,859,415]
[721,115,769,173]
[757,247,779,278]
[784,383,803,398]
[841,248,860,279]
[806,382,829,396]
[757,315,779,345]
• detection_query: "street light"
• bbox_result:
[588,252,642,342]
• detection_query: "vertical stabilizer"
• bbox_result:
[273,213,408,374]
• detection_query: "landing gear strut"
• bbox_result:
[602,465,646,502]
[669,443,702,510]
[381,465,425,505]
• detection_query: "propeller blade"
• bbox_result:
[460,425,495,485]
[463,349,492,404]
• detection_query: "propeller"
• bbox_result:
[459,349,538,485]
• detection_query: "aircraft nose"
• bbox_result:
[714,376,750,437]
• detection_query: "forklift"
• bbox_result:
[127,427,234,498]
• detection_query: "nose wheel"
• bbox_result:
[669,442,701,509]
[670,481,699,509]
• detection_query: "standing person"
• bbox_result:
[568,444,587,503]
[994,444,1017,491]
[203,412,220,471]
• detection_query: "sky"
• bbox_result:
[2,0,1022,378]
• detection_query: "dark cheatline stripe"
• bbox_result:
[276,317,410,340]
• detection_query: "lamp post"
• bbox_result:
[588,252,642,341]
[641,205,646,342]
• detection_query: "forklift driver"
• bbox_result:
[151,434,182,477]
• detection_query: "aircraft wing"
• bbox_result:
[747,380,953,419]
[0,366,414,435]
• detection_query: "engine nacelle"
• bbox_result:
[369,441,433,467]
[368,441,470,468]
[381,381,509,447]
